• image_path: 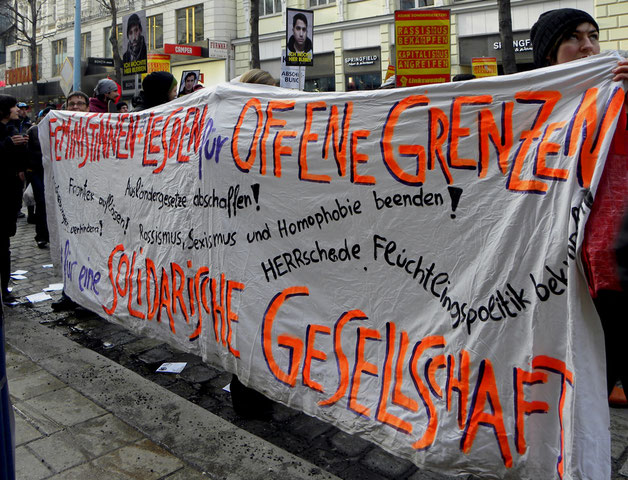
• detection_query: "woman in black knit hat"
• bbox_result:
[532,9,628,407]
[132,72,178,111]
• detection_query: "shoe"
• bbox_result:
[51,295,78,312]
[610,385,628,408]
[16,211,25,218]
[37,240,48,249]
[2,291,17,305]
[230,375,273,420]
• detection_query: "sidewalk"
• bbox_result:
[3,216,628,479]
[4,305,339,480]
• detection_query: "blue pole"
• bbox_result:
[73,0,81,92]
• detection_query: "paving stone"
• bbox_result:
[123,337,164,355]
[13,409,44,446]
[162,467,211,479]
[5,355,42,380]
[620,456,628,477]
[49,462,129,480]
[8,366,65,400]
[14,445,54,480]
[338,463,388,480]
[27,413,144,473]
[330,429,373,457]
[24,386,108,427]
[12,399,64,436]
[89,438,184,479]
[270,402,301,422]
[288,413,334,442]
[179,364,217,384]
[137,346,174,365]
[407,467,459,480]
[360,446,414,479]
[101,330,140,346]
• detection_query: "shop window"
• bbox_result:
[310,0,332,6]
[81,32,91,59]
[399,0,434,8]
[11,49,22,68]
[261,0,281,16]
[104,25,122,58]
[345,72,381,91]
[147,14,163,50]
[51,38,67,77]
[305,77,335,92]
[177,5,203,44]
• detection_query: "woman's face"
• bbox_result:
[553,22,600,65]
[6,105,19,121]
[168,85,177,101]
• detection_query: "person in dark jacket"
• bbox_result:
[131,72,178,111]
[15,102,32,134]
[531,8,628,407]
[25,106,57,249]
[0,95,28,303]
[50,92,90,312]
[89,78,118,113]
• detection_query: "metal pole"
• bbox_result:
[73,0,81,91]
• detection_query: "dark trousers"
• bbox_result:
[0,234,10,296]
[595,290,628,394]
[30,174,48,243]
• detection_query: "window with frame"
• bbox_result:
[11,49,21,68]
[104,25,122,58]
[176,5,203,44]
[260,0,281,16]
[51,38,67,76]
[310,0,332,6]
[399,0,433,8]
[147,14,163,50]
[81,32,91,58]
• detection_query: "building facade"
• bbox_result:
[1,0,236,106]
[233,0,627,91]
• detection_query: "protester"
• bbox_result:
[227,69,278,419]
[131,72,177,111]
[15,102,32,133]
[531,8,628,406]
[50,92,90,311]
[89,78,118,113]
[116,101,129,113]
[452,73,476,82]
[25,106,57,249]
[0,95,28,304]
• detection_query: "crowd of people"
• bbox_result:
[0,8,626,421]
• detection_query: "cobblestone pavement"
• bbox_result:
[5,216,628,479]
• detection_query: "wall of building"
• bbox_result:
[596,0,628,53]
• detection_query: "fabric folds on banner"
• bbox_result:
[40,52,627,480]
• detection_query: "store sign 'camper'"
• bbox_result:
[345,55,378,66]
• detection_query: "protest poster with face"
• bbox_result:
[286,8,313,67]
[122,10,148,75]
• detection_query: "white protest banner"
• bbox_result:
[40,52,627,480]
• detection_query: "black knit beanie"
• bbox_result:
[531,8,599,68]
[141,72,177,108]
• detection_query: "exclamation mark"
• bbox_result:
[447,186,463,219]
[251,184,260,211]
